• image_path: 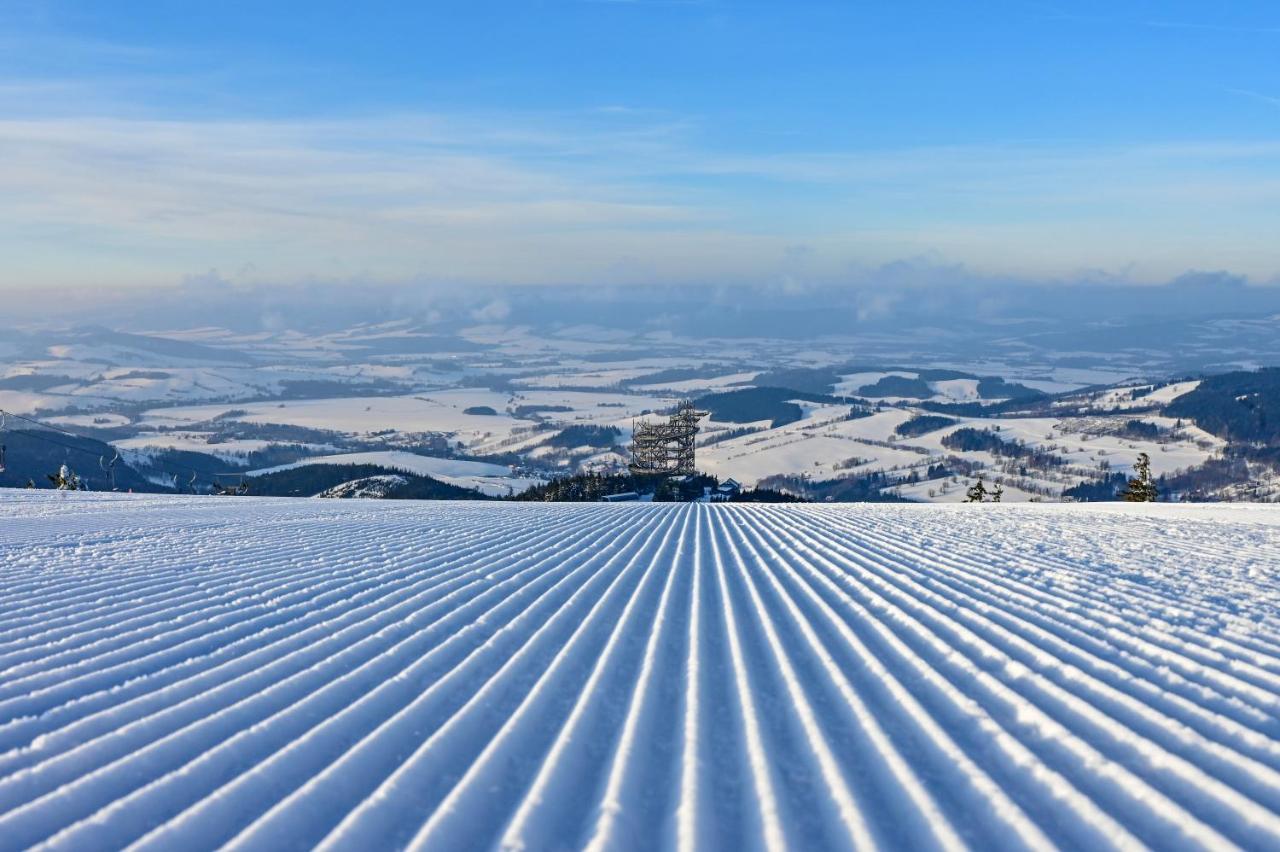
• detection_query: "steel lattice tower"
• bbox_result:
[628,400,707,475]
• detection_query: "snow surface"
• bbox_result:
[247,451,540,497]
[1142,380,1203,405]
[46,413,132,429]
[114,434,287,464]
[141,390,529,437]
[929,378,981,401]
[632,371,759,394]
[1,492,1279,850]
[141,388,674,457]
[1064,380,1204,412]
[833,371,915,396]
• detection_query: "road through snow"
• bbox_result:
[1,492,1279,850]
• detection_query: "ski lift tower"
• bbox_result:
[628,400,707,476]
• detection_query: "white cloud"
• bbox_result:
[471,298,511,322]
[2,104,1280,291]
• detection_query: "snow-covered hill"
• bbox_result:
[1,493,1279,849]
[247,450,539,496]
[6,320,1274,502]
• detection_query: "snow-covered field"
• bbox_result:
[2,492,1279,850]
[138,388,674,456]
[696,402,1220,496]
[5,322,1259,501]
[247,450,541,496]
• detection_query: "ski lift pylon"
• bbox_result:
[100,451,120,491]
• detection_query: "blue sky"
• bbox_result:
[3,0,1279,292]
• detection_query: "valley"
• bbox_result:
[0,320,1276,502]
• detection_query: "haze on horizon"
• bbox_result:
[3,0,1280,309]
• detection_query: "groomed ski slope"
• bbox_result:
[1,493,1279,851]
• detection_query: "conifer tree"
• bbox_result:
[1121,452,1158,502]
[991,482,1004,502]
[47,464,80,491]
[964,477,988,503]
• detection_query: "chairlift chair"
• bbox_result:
[213,473,249,496]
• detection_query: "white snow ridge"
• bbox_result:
[2,493,1280,851]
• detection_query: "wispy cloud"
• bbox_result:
[3,16,1280,292]
[5,104,1279,291]
[1145,20,1280,35]
[1228,87,1280,109]
[0,111,723,287]
[1028,6,1280,36]
[577,0,709,5]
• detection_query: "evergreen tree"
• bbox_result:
[1121,452,1158,502]
[47,464,80,491]
[991,482,1004,502]
[964,477,988,503]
